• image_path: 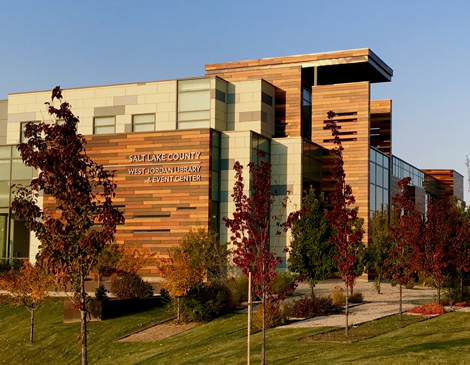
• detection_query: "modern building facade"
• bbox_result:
[0,49,463,276]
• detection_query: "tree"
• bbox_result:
[0,261,53,343]
[158,248,204,322]
[365,207,391,294]
[224,150,299,365]
[181,227,229,280]
[12,87,124,365]
[325,110,364,336]
[412,199,469,303]
[386,177,422,320]
[288,188,335,294]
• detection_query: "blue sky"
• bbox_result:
[1,1,469,201]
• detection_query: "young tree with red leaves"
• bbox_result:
[0,261,53,343]
[325,111,364,336]
[224,150,299,365]
[386,177,422,320]
[12,87,124,365]
[412,199,470,303]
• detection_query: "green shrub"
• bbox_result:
[331,287,346,306]
[181,281,234,322]
[269,272,295,295]
[287,294,340,318]
[417,274,435,288]
[348,292,364,304]
[254,301,287,329]
[95,285,109,301]
[110,273,153,299]
[226,276,249,307]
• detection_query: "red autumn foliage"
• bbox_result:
[411,199,470,303]
[325,110,364,335]
[408,302,445,315]
[12,87,124,365]
[385,177,422,319]
[224,150,300,364]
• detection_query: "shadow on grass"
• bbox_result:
[299,314,425,343]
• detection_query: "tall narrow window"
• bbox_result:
[93,116,115,135]
[132,114,155,132]
[301,87,312,140]
[177,78,210,130]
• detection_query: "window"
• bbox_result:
[93,116,115,135]
[132,114,155,132]
[20,121,39,143]
[177,78,210,130]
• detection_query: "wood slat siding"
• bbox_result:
[44,129,212,275]
[312,82,370,243]
[370,100,392,155]
[205,49,373,72]
[421,169,462,201]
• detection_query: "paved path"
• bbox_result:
[278,279,450,329]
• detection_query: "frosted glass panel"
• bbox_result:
[11,160,32,180]
[0,161,10,180]
[178,120,210,130]
[0,147,11,159]
[94,126,115,135]
[133,123,154,132]
[0,181,9,207]
[133,114,155,124]
[178,111,210,122]
[94,117,115,126]
[178,90,210,112]
[178,78,210,92]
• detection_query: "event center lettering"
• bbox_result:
[127,152,202,183]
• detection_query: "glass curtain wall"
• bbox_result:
[302,140,322,193]
[210,131,221,232]
[0,146,33,260]
[370,148,390,216]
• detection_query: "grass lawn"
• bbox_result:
[2,298,470,364]
[302,314,424,343]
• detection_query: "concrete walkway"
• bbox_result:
[278,279,467,329]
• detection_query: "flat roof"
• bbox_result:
[206,48,393,84]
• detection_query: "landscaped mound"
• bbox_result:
[408,302,445,315]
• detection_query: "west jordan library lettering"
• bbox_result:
[0,49,463,278]
[127,152,203,183]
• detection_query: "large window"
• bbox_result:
[0,145,33,259]
[370,148,390,216]
[177,78,210,130]
[94,116,115,135]
[132,114,155,132]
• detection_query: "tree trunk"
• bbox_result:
[30,309,34,343]
[177,297,181,323]
[261,292,266,365]
[461,274,464,302]
[80,277,88,365]
[399,284,403,321]
[345,284,349,336]
[377,269,382,294]
[437,284,441,304]
[247,271,252,365]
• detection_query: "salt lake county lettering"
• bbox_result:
[128,152,202,163]
[127,152,203,183]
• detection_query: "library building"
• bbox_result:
[0,48,463,276]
